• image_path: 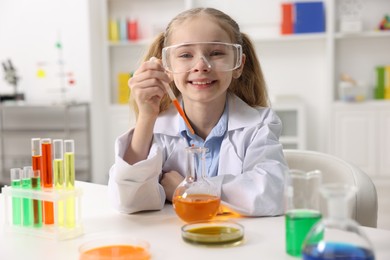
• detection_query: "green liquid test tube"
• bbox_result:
[22,166,33,227]
[53,139,65,227]
[64,140,76,228]
[31,169,43,227]
[10,168,22,226]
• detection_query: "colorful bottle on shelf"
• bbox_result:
[64,139,76,228]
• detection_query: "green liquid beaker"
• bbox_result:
[285,169,322,256]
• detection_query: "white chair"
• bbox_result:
[283,149,378,228]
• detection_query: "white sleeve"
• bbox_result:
[216,109,288,216]
[107,130,166,213]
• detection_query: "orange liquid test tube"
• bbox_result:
[41,138,54,224]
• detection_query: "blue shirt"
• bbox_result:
[179,102,228,177]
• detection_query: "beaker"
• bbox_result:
[172,146,220,223]
[285,169,322,257]
[302,184,375,260]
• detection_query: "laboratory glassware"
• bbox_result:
[10,168,22,226]
[22,166,33,226]
[41,138,54,224]
[54,139,65,226]
[285,169,322,256]
[172,146,220,223]
[302,183,375,260]
[64,139,76,228]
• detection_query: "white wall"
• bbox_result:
[0,0,91,104]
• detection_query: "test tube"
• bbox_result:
[41,138,54,225]
[64,139,75,228]
[10,168,22,226]
[31,138,44,226]
[31,169,42,227]
[22,166,33,226]
[53,139,65,226]
[31,138,42,173]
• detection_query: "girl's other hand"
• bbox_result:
[160,170,184,202]
[129,57,171,118]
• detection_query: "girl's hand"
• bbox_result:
[160,171,184,202]
[129,57,171,118]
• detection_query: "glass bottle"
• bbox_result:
[172,146,220,223]
[302,184,375,260]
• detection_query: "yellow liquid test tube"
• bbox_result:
[64,140,75,228]
[53,139,65,227]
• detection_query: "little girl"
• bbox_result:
[108,7,288,216]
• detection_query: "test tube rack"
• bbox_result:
[1,186,83,240]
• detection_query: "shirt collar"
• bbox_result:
[179,100,228,140]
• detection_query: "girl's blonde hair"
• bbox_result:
[131,7,269,115]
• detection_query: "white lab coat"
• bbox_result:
[108,94,288,216]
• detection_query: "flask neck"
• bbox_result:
[321,184,356,220]
[185,146,207,181]
[327,198,349,220]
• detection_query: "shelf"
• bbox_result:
[250,32,326,43]
[335,30,390,39]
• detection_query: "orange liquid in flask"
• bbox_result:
[173,194,220,223]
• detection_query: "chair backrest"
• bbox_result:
[283,149,378,228]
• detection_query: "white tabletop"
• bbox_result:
[1,181,390,260]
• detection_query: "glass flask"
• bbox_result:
[172,146,221,223]
[302,184,375,260]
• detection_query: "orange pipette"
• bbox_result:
[166,88,195,135]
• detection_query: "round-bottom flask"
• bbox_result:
[173,146,220,223]
[302,184,375,260]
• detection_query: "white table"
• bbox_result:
[1,181,390,260]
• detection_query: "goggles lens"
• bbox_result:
[162,42,242,73]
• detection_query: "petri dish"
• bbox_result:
[79,235,150,260]
[181,220,244,246]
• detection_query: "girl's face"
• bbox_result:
[167,15,243,106]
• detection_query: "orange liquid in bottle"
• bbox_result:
[80,245,150,260]
[173,194,221,223]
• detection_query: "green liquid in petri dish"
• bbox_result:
[183,226,244,246]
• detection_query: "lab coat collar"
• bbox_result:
[154,94,263,136]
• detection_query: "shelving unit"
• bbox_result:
[96,0,389,179]
[328,0,390,178]
[0,103,91,185]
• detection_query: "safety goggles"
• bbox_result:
[162,42,242,74]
